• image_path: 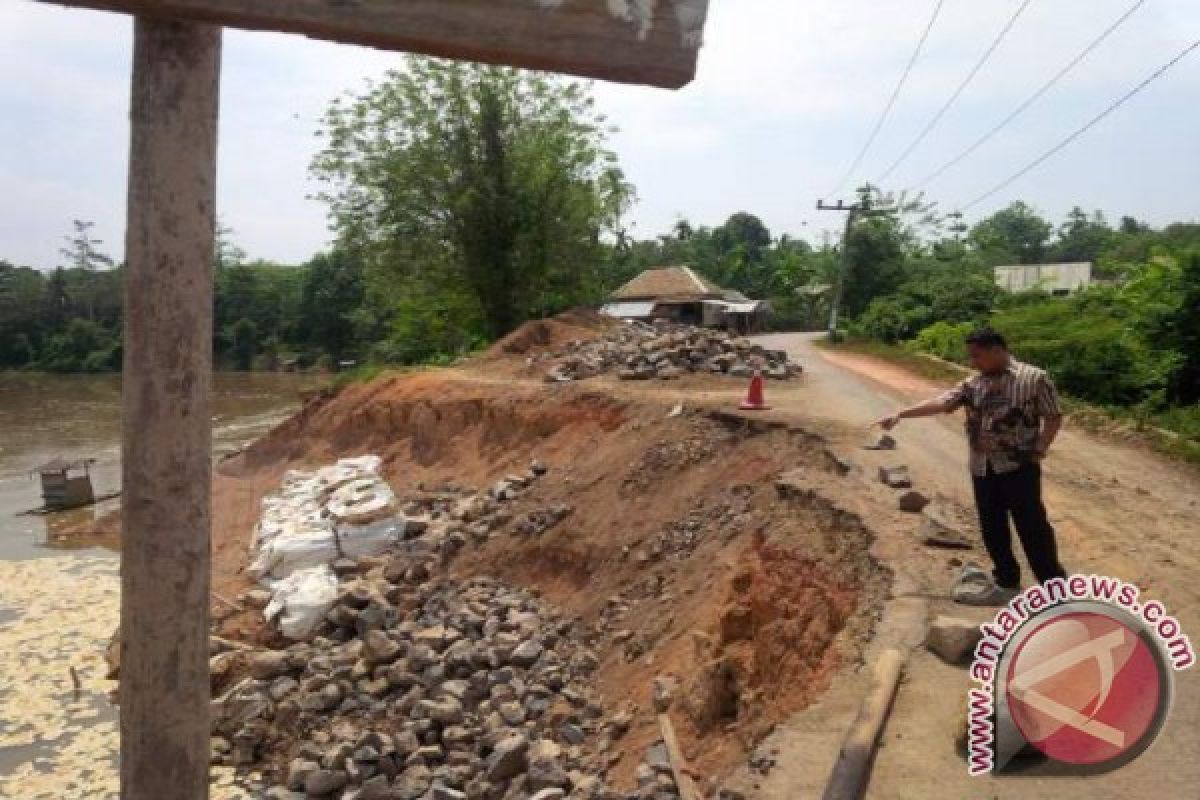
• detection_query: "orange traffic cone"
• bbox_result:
[739,369,770,410]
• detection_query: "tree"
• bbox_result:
[0,261,45,366]
[59,219,114,320]
[968,202,1053,266]
[841,214,908,318]
[1051,207,1112,264]
[1167,252,1200,403]
[311,58,632,341]
[214,220,247,271]
[711,212,773,296]
[300,249,365,362]
[229,318,258,370]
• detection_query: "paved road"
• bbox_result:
[739,332,1200,800]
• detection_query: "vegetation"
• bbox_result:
[311,58,633,359]
[830,189,1200,450]
[2,55,1197,459]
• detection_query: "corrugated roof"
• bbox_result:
[611,266,727,300]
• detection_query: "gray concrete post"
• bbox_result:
[120,17,222,800]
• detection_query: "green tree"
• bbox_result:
[1051,207,1112,264]
[968,201,1053,266]
[300,249,366,362]
[229,317,258,370]
[39,318,118,373]
[312,57,632,342]
[841,214,908,318]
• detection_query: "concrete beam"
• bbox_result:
[36,0,709,88]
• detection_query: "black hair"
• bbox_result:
[965,328,1007,350]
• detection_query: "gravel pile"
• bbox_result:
[214,574,645,800]
[535,321,799,383]
[211,457,698,800]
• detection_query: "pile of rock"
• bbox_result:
[253,459,548,641]
[537,321,799,383]
[215,576,636,799]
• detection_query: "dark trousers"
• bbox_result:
[971,462,1066,589]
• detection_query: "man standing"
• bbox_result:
[877,328,1067,605]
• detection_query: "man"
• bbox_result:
[877,328,1066,605]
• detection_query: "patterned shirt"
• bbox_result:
[938,358,1063,477]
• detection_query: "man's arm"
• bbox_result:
[1034,372,1064,457]
[1037,415,1062,456]
[876,391,962,430]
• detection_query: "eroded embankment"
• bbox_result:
[207,370,892,794]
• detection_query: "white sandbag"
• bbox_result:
[249,515,406,580]
[263,565,338,640]
[338,517,407,558]
[326,479,397,525]
[249,525,336,580]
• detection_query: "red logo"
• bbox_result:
[1004,611,1166,766]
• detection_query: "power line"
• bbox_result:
[876,0,1037,185]
[825,0,946,198]
[960,36,1200,212]
[910,0,1147,193]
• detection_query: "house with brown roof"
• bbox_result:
[600,266,770,333]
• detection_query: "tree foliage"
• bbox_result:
[311,58,632,344]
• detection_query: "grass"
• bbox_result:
[815,337,969,384]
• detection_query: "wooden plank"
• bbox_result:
[37,0,710,88]
[119,17,221,800]
[658,713,702,800]
[821,648,906,800]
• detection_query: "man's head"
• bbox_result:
[965,328,1010,374]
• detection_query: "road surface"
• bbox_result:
[737,332,1200,800]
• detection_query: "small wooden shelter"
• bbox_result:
[30,2,711,798]
[31,457,96,510]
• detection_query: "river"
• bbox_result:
[0,371,325,560]
[0,371,324,799]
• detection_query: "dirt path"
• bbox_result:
[740,332,1200,800]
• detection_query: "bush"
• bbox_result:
[907,321,974,363]
[853,296,926,343]
[38,318,119,373]
[990,295,1164,406]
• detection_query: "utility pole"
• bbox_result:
[816,184,896,341]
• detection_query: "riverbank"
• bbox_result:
[0,372,329,796]
[0,371,329,560]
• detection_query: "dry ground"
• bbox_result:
[75,321,1200,799]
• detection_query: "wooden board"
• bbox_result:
[658,713,701,800]
[37,0,710,88]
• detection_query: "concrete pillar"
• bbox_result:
[120,17,222,800]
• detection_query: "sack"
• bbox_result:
[263,565,339,640]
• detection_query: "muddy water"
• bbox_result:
[0,371,324,798]
[0,371,326,560]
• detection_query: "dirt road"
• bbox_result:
[737,332,1200,800]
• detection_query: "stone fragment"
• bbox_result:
[878,465,913,489]
[926,616,984,665]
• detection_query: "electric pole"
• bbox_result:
[816,184,897,341]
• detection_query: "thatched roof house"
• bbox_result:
[610,266,727,301]
[601,266,769,332]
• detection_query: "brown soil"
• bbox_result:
[485,307,616,358]
[183,360,889,790]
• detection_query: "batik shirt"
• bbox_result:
[938,359,1063,476]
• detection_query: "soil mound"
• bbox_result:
[487,308,614,357]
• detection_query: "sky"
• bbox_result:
[1,0,1198,269]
